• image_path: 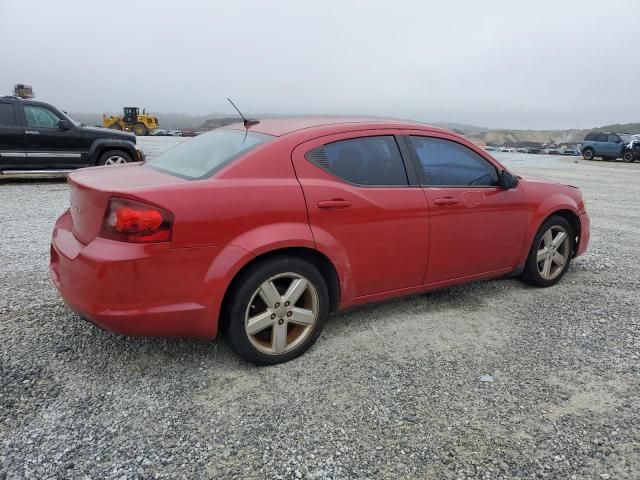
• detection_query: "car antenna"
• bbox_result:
[227,98,259,127]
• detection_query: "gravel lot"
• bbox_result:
[1,144,639,479]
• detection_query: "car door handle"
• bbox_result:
[433,197,459,206]
[25,130,40,135]
[317,199,352,209]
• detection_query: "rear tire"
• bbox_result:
[521,215,574,287]
[132,123,148,136]
[224,256,329,365]
[97,149,132,166]
[582,148,594,160]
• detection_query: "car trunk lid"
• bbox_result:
[68,164,185,244]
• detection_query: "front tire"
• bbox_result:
[224,256,330,365]
[582,148,594,160]
[521,216,574,287]
[97,149,132,166]
[132,123,148,136]
[623,151,634,163]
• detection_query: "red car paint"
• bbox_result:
[50,118,589,338]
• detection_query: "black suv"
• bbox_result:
[0,96,143,174]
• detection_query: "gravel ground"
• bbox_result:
[1,145,639,479]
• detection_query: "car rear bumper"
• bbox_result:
[575,211,590,257]
[49,209,242,339]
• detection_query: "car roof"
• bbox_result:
[0,96,54,108]
[223,116,449,137]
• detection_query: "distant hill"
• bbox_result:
[67,111,640,145]
[593,123,640,134]
[467,129,587,147]
[465,122,640,147]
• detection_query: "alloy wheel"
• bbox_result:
[536,225,570,280]
[104,155,127,165]
[244,273,319,355]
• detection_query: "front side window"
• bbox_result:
[148,129,273,179]
[409,136,499,187]
[0,103,17,126]
[608,134,620,143]
[306,136,408,186]
[24,105,62,128]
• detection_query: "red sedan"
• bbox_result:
[50,118,590,364]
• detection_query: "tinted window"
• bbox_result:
[596,134,609,142]
[409,136,499,187]
[608,134,620,143]
[24,105,61,128]
[306,136,408,186]
[0,103,17,126]
[584,133,596,141]
[148,129,273,179]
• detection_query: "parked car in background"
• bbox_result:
[181,129,197,137]
[526,147,542,154]
[150,129,170,136]
[0,95,143,174]
[499,147,510,152]
[563,147,580,156]
[50,117,590,365]
[580,132,633,161]
[516,148,527,153]
[167,130,183,137]
[622,136,640,162]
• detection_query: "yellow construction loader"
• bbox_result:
[102,107,159,136]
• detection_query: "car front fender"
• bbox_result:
[518,192,582,264]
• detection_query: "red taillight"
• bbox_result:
[100,197,173,243]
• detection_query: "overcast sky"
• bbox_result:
[1,0,638,129]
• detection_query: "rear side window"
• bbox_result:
[306,136,408,186]
[148,129,273,179]
[409,136,499,187]
[584,133,596,141]
[596,134,608,142]
[0,103,17,126]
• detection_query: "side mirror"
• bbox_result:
[500,170,518,189]
[58,119,72,130]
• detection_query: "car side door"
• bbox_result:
[0,101,26,169]
[405,133,528,284]
[22,104,87,168]
[291,131,429,300]
[594,133,608,156]
[607,134,622,157]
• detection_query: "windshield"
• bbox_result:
[147,129,273,179]
[618,134,633,143]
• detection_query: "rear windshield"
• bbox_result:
[147,129,273,179]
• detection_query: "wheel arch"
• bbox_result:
[539,208,582,257]
[219,246,341,331]
[582,146,595,157]
[88,139,137,165]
